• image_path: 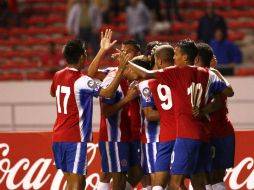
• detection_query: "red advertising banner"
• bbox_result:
[0,131,254,190]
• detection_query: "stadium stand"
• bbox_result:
[0,0,254,80]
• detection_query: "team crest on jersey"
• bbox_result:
[87,80,98,90]
[143,87,151,102]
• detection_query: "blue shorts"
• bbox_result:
[194,142,212,173]
[170,138,202,176]
[129,140,141,167]
[141,142,159,174]
[211,136,235,170]
[154,141,175,172]
[52,142,87,175]
[99,141,129,172]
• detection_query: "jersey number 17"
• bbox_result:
[56,85,70,114]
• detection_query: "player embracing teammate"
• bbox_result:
[50,29,235,190]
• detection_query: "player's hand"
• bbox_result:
[125,85,139,102]
[118,51,130,71]
[192,106,203,118]
[129,80,139,89]
[111,48,121,60]
[100,29,117,51]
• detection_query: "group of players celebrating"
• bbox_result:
[50,29,235,190]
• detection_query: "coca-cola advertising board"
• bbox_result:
[0,131,254,190]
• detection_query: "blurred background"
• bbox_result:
[0,0,253,132]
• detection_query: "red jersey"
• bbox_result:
[128,97,142,141]
[210,94,235,138]
[99,70,131,142]
[148,79,176,142]
[156,66,228,141]
[50,67,101,142]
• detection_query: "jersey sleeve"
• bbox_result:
[207,70,227,97]
[100,74,120,104]
[74,76,102,98]
[139,80,154,108]
[155,67,175,86]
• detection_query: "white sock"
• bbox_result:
[97,181,110,190]
[143,186,152,190]
[142,186,152,190]
[125,181,133,190]
[205,184,213,190]
[212,182,226,190]
[152,186,164,190]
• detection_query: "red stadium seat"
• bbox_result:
[26,71,53,80]
[235,68,254,76]
[0,72,24,80]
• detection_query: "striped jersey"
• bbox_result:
[139,80,160,143]
[50,67,101,142]
[99,70,131,142]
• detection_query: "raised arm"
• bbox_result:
[87,29,117,80]
[99,52,130,98]
[128,61,156,79]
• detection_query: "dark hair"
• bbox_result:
[155,45,174,64]
[144,41,160,56]
[176,39,198,65]
[63,39,87,65]
[123,40,141,52]
[196,43,213,67]
[131,58,153,70]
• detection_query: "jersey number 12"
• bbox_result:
[56,85,70,114]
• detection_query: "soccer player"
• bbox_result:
[98,68,140,190]
[138,44,177,190]
[50,39,129,190]
[87,30,143,189]
[127,39,234,190]
[195,43,235,190]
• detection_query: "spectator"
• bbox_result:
[144,0,162,21]
[0,0,20,27]
[164,0,183,21]
[66,0,101,55]
[40,41,65,72]
[126,0,151,51]
[210,28,242,67]
[197,3,227,44]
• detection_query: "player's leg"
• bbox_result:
[210,136,235,190]
[141,142,159,189]
[170,138,202,190]
[64,142,88,190]
[69,173,86,190]
[99,141,129,189]
[63,172,71,190]
[126,140,143,188]
[153,141,175,189]
[53,142,83,190]
[141,174,152,190]
[97,172,111,190]
[111,172,127,190]
[191,142,212,190]
[169,175,187,190]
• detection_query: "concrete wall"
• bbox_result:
[0,77,253,132]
